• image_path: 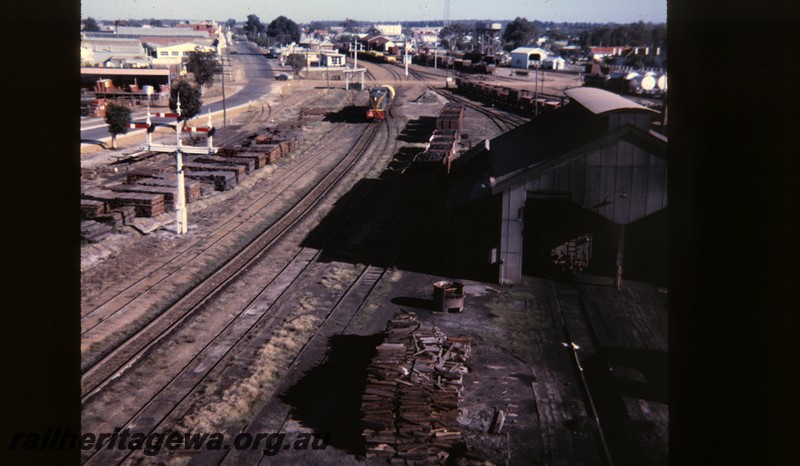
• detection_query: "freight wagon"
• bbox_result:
[454,77,565,115]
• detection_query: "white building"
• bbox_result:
[543,56,566,70]
[321,52,346,67]
[411,27,442,45]
[147,42,215,66]
[376,24,402,36]
[509,47,550,69]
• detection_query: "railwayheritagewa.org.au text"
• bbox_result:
[9,427,330,456]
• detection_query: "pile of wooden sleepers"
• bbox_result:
[82,188,165,217]
[362,311,471,464]
[229,134,299,165]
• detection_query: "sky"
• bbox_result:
[81,0,666,24]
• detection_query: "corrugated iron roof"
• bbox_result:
[509,47,549,55]
[564,87,658,115]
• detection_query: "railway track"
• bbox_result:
[397,65,528,134]
[80,98,345,373]
[81,120,379,397]
[82,100,401,465]
[130,117,409,466]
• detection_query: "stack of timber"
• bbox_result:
[250,135,298,163]
[181,170,237,191]
[362,312,471,464]
[124,167,173,184]
[81,220,114,243]
[188,155,255,174]
[183,162,246,182]
[131,176,202,202]
[220,151,269,169]
[113,205,137,224]
[82,188,165,217]
[94,205,137,227]
[259,144,283,164]
[81,199,108,220]
[106,183,182,211]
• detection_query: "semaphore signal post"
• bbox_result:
[130,96,217,234]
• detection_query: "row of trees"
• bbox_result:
[243,14,302,47]
[440,18,665,53]
[577,22,666,50]
[434,18,539,53]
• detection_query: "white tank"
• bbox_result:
[640,75,656,91]
[656,74,668,91]
[142,85,154,95]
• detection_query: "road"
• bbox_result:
[80,40,288,145]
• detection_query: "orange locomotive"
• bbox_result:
[366,85,395,121]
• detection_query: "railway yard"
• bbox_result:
[79,58,668,465]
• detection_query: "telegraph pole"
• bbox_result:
[221,51,227,127]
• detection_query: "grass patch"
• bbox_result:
[179,292,321,432]
[320,263,362,292]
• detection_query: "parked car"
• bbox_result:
[275,73,293,81]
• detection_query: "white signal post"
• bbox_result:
[404,35,409,78]
[353,36,358,70]
[138,94,218,235]
[174,98,188,234]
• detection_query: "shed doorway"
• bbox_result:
[522,199,618,278]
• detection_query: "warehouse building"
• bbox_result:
[447,87,667,285]
[509,47,550,68]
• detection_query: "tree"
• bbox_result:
[367,26,381,36]
[610,25,631,46]
[244,14,265,35]
[105,101,131,150]
[591,25,613,47]
[341,18,359,33]
[267,16,301,44]
[185,48,219,92]
[502,17,539,51]
[227,18,237,30]
[287,53,307,77]
[578,30,592,52]
[169,80,202,127]
[439,22,471,52]
[149,19,163,28]
[651,24,667,50]
[628,21,651,45]
[83,17,100,32]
